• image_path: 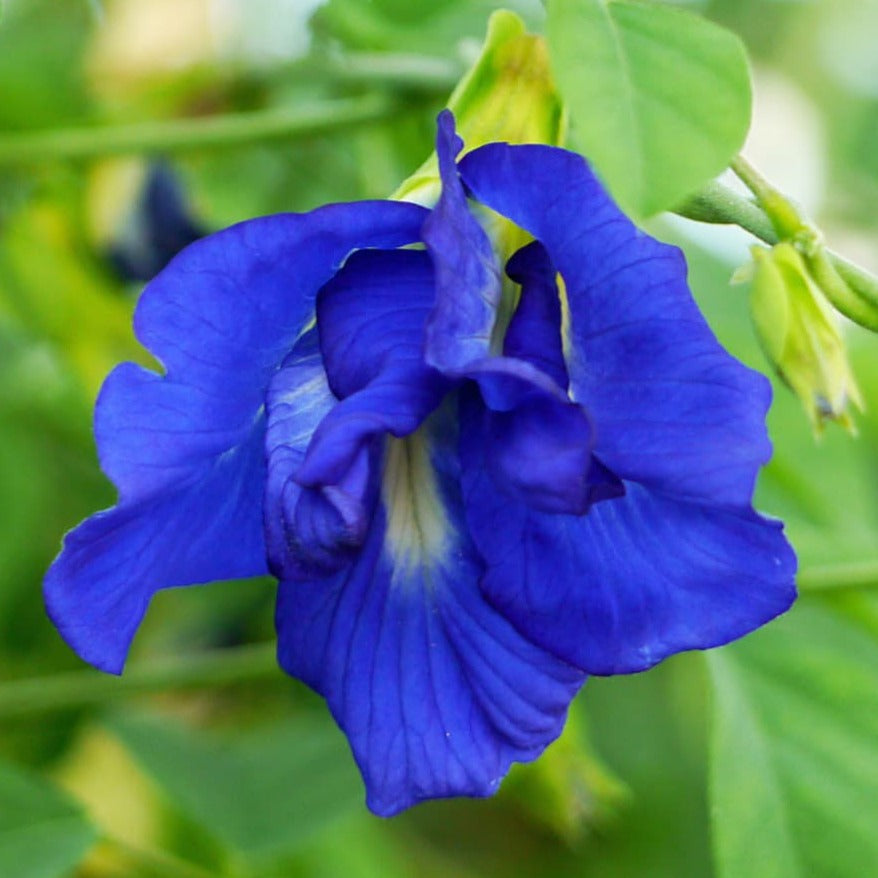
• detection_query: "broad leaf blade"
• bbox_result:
[108,712,363,867]
[547,0,751,218]
[708,601,878,878]
[0,758,97,878]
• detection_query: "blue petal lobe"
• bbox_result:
[460,407,797,674]
[459,145,773,508]
[47,201,427,670]
[460,358,601,516]
[276,418,585,816]
[102,202,427,501]
[299,249,451,486]
[475,390,619,515]
[503,241,568,389]
[422,111,501,374]
[264,330,371,580]
[44,426,266,674]
[318,248,439,400]
[267,250,450,578]
[462,241,618,514]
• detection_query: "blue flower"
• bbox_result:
[45,112,796,816]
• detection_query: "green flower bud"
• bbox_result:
[750,242,863,433]
[394,11,565,342]
[395,10,564,206]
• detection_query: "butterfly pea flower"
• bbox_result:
[45,111,796,816]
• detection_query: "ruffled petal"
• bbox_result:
[460,405,797,675]
[99,202,427,502]
[44,428,266,673]
[502,241,568,389]
[276,417,584,816]
[267,249,451,578]
[318,248,440,400]
[46,201,427,671]
[264,330,366,580]
[458,243,617,515]
[299,248,450,488]
[469,388,621,515]
[459,145,772,508]
[422,110,501,374]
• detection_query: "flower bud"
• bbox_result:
[395,10,564,206]
[750,242,863,433]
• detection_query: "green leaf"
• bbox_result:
[0,758,97,878]
[546,0,752,218]
[108,711,363,869]
[708,600,878,878]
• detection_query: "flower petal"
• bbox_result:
[460,407,797,674]
[268,250,451,578]
[317,248,440,400]
[297,248,450,492]
[99,202,427,503]
[264,330,368,580]
[469,388,621,515]
[276,416,584,816]
[459,145,772,508]
[422,110,501,374]
[502,241,568,390]
[46,202,427,671]
[44,429,266,674]
[454,242,619,516]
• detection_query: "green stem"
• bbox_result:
[0,642,278,720]
[0,94,399,164]
[303,51,462,91]
[730,155,781,212]
[673,179,878,312]
[797,560,878,592]
[675,179,779,244]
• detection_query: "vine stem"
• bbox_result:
[796,560,878,592]
[0,94,399,164]
[673,177,878,310]
[0,642,278,720]
[302,51,461,90]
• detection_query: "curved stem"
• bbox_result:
[674,180,779,244]
[0,642,278,720]
[0,94,400,165]
[305,51,462,90]
[797,560,878,592]
[673,180,878,313]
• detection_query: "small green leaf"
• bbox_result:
[708,601,878,878]
[0,758,97,878]
[108,711,363,868]
[546,0,752,218]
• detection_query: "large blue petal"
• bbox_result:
[276,415,585,816]
[421,110,501,374]
[460,402,797,675]
[44,427,266,674]
[459,145,772,508]
[46,201,427,672]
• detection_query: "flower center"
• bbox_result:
[382,430,451,584]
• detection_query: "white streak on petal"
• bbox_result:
[382,431,452,584]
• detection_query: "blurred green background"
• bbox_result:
[0,1,877,876]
